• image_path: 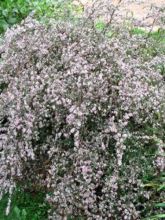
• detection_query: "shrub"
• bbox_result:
[0,3,165,219]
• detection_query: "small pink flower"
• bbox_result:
[81,165,89,174]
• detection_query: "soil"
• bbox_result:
[73,0,165,30]
[114,0,165,29]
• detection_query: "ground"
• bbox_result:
[73,0,165,30]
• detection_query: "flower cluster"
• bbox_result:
[0,6,164,219]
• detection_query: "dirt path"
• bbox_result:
[73,0,165,30]
[114,0,165,29]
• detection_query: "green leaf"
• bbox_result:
[7,17,17,24]
[95,20,106,31]
[155,203,165,208]
[144,214,165,220]
[14,206,21,218]
[2,9,8,17]
[158,184,165,191]
[0,19,9,30]
[21,208,27,220]
[143,183,159,188]
[154,214,165,218]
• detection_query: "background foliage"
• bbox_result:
[0,0,76,34]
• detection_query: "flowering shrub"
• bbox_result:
[0,4,165,219]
